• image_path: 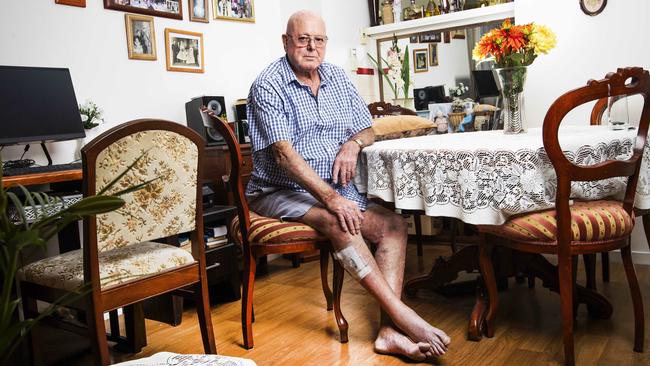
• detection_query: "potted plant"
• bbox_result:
[0,155,151,365]
[76,100,104,160]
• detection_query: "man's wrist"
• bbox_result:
[352,138,364,149]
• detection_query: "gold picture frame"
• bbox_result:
[429,43,438,67]
[125,14,157,61]
[213,0,255,23]
[413,48,428,73]
[164,28,205,73]
[189,0,209,23]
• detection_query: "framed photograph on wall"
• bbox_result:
[413,49,428,73]
[213,0,255,23]
[190,0,209,23]
[419,32,441,43]
[165,28,204,73]
[55,0,86,7]
[104,0,182,20]
[409,35,418,43]
[125,14,156,61]
[429,43,438,66]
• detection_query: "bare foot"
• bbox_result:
[374,326,432,361]
[390,306,451,356]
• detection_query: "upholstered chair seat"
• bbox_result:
[19,242,195,291]
[480,200,634,245]
[230,213,327,245]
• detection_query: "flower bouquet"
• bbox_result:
[472,20,557,133]
[79,100,103,130]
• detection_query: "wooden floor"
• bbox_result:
[40,243,650,366]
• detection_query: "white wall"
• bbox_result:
[0,0,368,164]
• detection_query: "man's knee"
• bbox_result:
[363,210,408,244]
[301,208,352,243]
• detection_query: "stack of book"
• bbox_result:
[205,224,229,249]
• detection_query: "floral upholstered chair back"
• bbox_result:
[93,129,198,252]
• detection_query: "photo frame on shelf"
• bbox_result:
[190,0,209,23]
[213,0,255,23]
[104,0,182,20]
[55,0,86,7]
[419,32,441,43]
[429,43,438,66]
[413,49,428,73]
[443,31,451,43]
[125,14,156,61]
[165,28,204,73]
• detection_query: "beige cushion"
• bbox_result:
[19,242,196,291]
[372,115,435,141]
[474,104,499,112]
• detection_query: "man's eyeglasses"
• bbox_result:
[286,34,328,48]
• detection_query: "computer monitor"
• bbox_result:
[472,70,500,100]
[0,66,85,146]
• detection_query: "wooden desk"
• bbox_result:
[2,169,82,188]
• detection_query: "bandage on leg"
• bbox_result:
[333,245,372,281]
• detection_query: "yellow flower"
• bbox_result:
[530,24,557,55]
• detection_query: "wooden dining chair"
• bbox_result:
[18,120,216,365]
[200,108,348,349]
[588,95,650,285]
[476,67,650,365]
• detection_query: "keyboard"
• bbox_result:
[3,162,82,177]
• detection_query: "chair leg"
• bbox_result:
[450,218,458,253]
[601,252,610,283]
[194,267,217,354]
[20,293,38,366]
[620,244,645,352]
[320,249,333,311]
[478,236,498,338]
[85,296,111,366]
[583,254,597,290]
[414,214,423,257]
[242,251,257,349]
[331,253,349,343]
[558,253,575,366]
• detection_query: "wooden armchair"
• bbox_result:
[477,67,649,365]
[200,108,348,349]
[19,120,216,365]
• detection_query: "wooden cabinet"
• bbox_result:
[204,143,253,206]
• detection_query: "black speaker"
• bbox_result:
[413,86,447,111]
[185,96,226,145]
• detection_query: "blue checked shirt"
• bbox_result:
[246,56,372,210]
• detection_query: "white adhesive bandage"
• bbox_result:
[332,245,372,281]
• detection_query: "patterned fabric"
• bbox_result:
[482,200,633,242]
[95,130,198,252]
[246,56,372,210]
[356,127,642,225]
[112,352,257,366]
[230,213,326,245]
[18,242,196,291]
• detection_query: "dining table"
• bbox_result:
[355,125,650,339]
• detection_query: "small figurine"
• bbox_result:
[434,111,448,134]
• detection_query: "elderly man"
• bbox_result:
[246,10,451,360]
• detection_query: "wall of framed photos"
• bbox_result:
[0,0,370,164]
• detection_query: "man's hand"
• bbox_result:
[325,194,364,235]
[332,141,361,186]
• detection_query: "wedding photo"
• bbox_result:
[190,0,209,22]
[125,14,156,60]
[165,28,204,73]
[214,0,254,22]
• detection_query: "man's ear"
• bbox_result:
[282,34,288,52]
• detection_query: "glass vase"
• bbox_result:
[496,66,527,134]
[392,97,415,111]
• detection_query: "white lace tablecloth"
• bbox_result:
[356,126,650,225]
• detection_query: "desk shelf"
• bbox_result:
[363,2,514,40]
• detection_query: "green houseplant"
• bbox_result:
[0,155,153,365]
